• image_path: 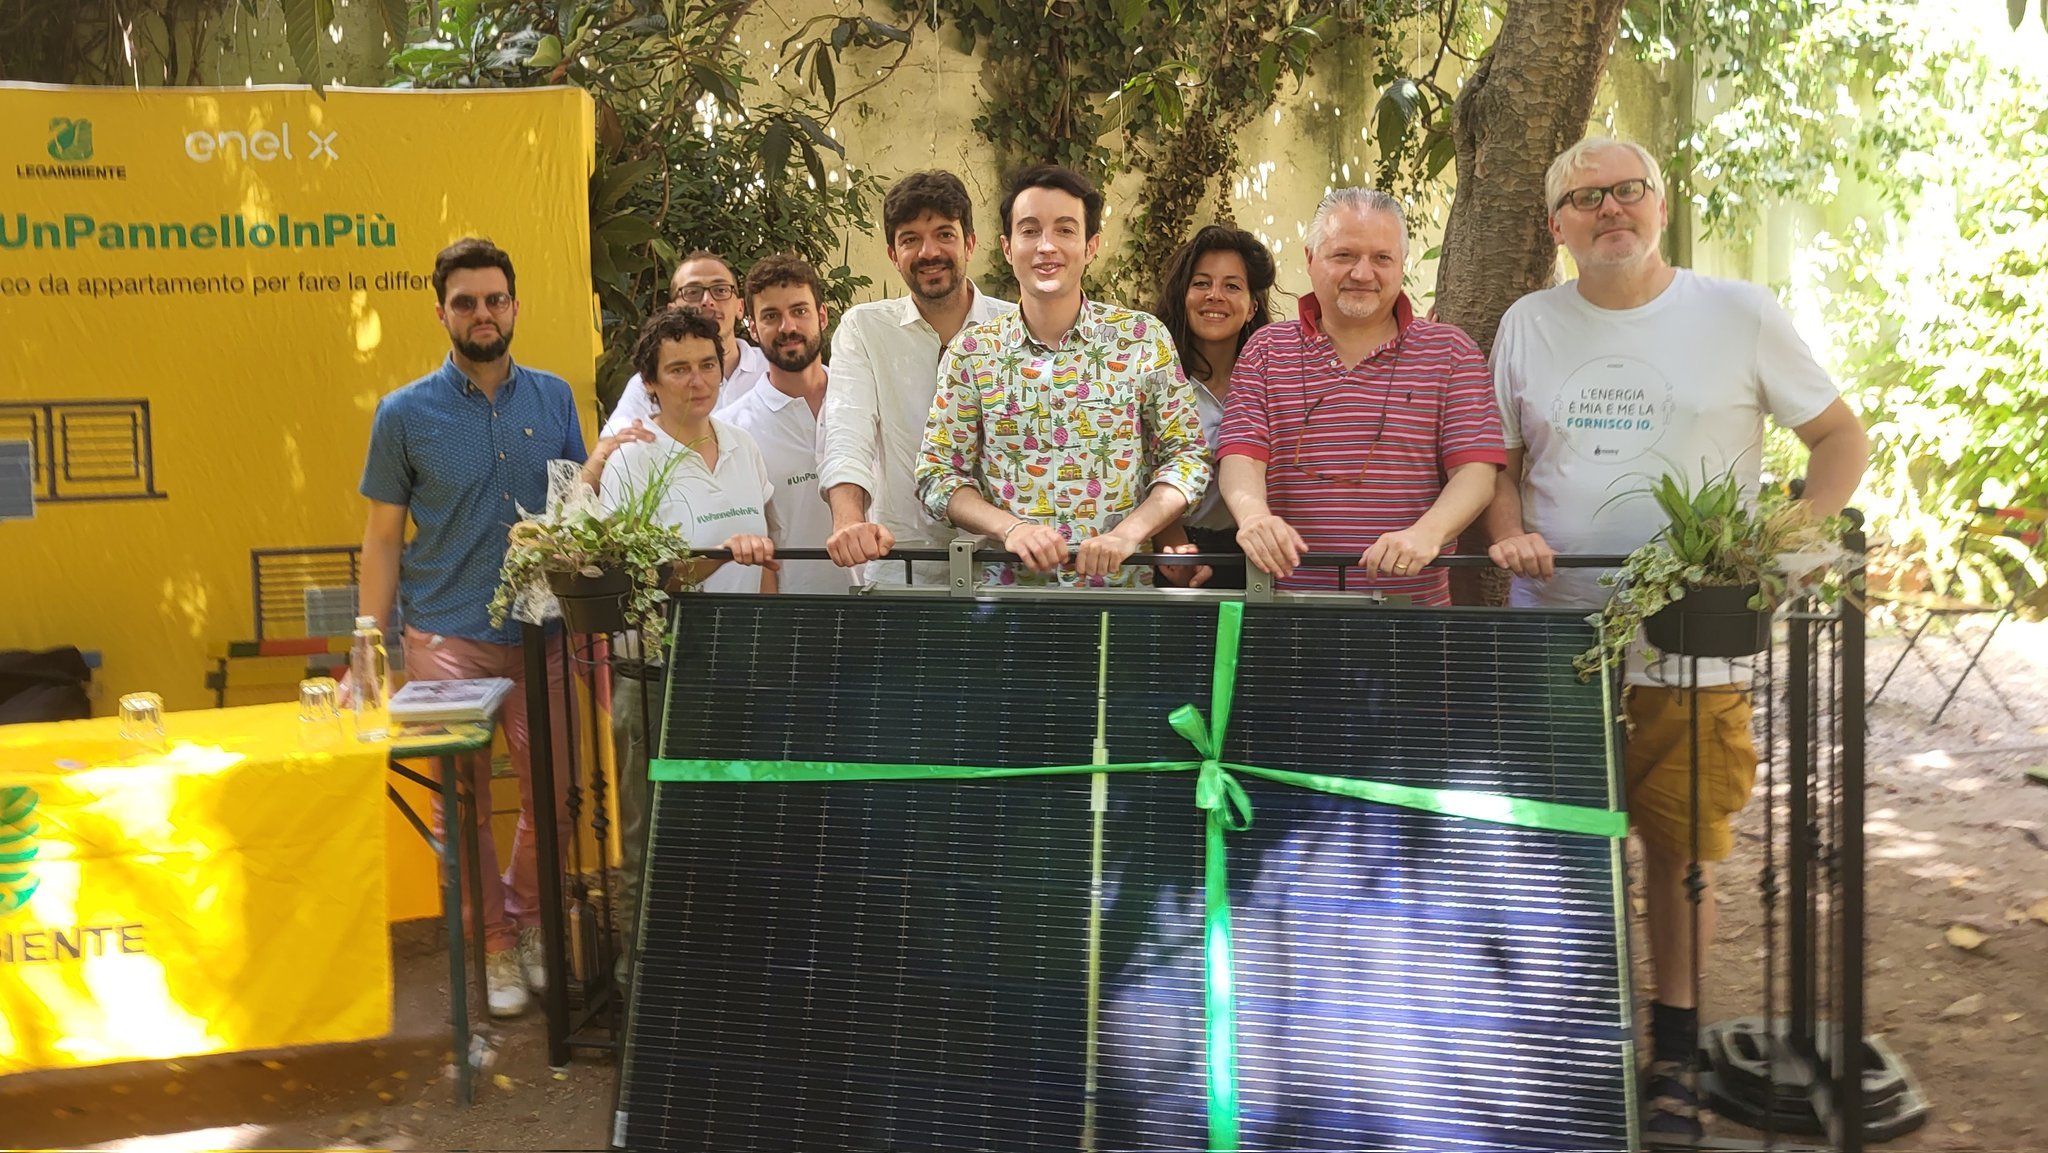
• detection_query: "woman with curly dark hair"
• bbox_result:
[1150,224,1277,588]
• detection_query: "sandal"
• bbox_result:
[1644,1059,1704,1145]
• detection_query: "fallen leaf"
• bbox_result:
[2029,897,2048,924]
[1951,1120,1975,1134]
[1946,924,1989,951]
[391,1070,409,1081]
[552,1070,569,1081]
[282,1079,302,1092]
[377,1091,395,1103]
[162,1082,182,1096]
[110,1085,129,1095]
[2003,1012,2026,1022]
[2007,906,2029,924]
[493,1073,514,1091]
[1939,993,1985,1019]
[261,1059,285,1071]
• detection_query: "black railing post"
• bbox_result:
[1838,517,1869,1152]
[524,620,573,1068]
[1786,590,1815,1056]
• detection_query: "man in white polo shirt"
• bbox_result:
[602,250,769,435]
[724,252,847,594]
[820,170,1014,584]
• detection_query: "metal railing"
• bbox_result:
[518,538,1888,1151]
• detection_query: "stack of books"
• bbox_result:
[387,677,515,724]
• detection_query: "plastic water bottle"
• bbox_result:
[349,615,390,741]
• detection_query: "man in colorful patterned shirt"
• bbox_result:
[1216,188,1505,601]
[915,165,1209,587]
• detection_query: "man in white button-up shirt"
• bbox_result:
[820,170,1015,584]
[602,251,769,435]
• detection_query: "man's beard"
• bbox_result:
[765,330,824,372]
[908,258,962,303]
[454,329,513,361]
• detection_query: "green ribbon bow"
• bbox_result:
[651,599,1625,1152]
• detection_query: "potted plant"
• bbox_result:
[488,455,693,644]
[1575,467,1845,677]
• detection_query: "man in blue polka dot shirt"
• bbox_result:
[358,237,643,1018]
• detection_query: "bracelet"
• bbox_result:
[1001,519,1031,543]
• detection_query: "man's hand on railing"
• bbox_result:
[1237,514,1307,580]
[1075,532,1139,578]
[1003,522,1069,573]
[1487,532,1558,580]
[825,521,894,568]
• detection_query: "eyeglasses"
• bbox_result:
[1554,179,1654,213]
[677,283,738,303]
[447,292,514,315]
[1288,386,1411,485]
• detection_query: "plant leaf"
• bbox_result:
[813,48,836,105]
[762,120,792,179]
[1374,79,1422,162]
[375,0,409,39]
[279,0,337,95]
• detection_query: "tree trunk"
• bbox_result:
[1434,0,1626,605]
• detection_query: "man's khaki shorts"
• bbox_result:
[1623,686,1759,862]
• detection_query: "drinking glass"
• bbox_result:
[118,692,167,752]
[299,677,344,746]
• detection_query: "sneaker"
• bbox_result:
[485,949,530,1019]
[518,926,549,995]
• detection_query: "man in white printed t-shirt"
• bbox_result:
[601,251,770,436]
[724,252,849,595]
[1483,136,1870,1141]
[820,170,1015,585]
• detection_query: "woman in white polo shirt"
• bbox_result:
[600,305,779,984]
[598,306,781,591]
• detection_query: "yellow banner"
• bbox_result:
[0,84,598,712]
[0,704,389,1074]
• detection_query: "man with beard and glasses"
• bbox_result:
[820,170,1014,585]
[1484,137,1868,1142]
[722,252,849,594]
[602,250,769,435]
[915,164,1209,588]
[1216,187,1504,600]
[358,237,648,1020]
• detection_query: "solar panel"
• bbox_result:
[621,596,1631,1152]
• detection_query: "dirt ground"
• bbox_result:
[4,619,2043,1152]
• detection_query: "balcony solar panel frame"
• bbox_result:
[617,593,1633,1153]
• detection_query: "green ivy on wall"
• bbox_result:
[895,0,1472,301]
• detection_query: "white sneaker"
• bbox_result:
[485,949,530,1019]
[518,926,548,994]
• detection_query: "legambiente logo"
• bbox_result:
[16,118,126,182]
[0,786,41,916]
[47,118,92,161]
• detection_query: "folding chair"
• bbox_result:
[1870,505,2046,724]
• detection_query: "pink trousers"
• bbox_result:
[401,626,570,953]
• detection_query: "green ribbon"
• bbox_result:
[650,600,1624,1151]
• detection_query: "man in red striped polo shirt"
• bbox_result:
[1216,189,1504,601]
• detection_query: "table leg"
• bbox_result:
[462,775,489,1023]
[439,753,473,1108]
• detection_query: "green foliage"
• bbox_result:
[1660,0,2048,605]
[385,0,900,410]
[489,453,693,652]
[896,0,1460,301]
[1576,467,1844,676]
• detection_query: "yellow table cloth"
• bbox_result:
[0,703,390,1074]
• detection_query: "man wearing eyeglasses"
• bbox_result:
[1484,137,1869,1142]
[358,237,648,1020]
[1216,188,1504,600]
[601,250,769,435]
